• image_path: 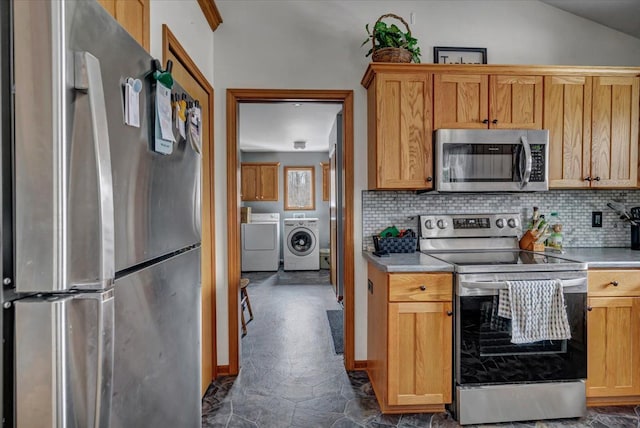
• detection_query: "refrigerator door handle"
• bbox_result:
[15,290,115,428]
[73,51,115,289]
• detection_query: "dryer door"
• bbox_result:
[287,227,316,256]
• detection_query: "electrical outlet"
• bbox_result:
[592,211,603,227]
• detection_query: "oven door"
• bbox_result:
[435,129,548,192]
[455,272,587,386]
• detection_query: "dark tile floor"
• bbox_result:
[202,268,640,428]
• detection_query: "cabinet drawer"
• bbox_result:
[389,273,452,302]
[588,270,640,297]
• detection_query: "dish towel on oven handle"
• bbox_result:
[505,279,571,344]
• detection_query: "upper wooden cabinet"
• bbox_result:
[240,162,279,201]
[366,71,433,190]
[321,162,330,201]
[97,0,150,51]
[433,73,543,129]
[546,75,639,188]
[362,64,640,190]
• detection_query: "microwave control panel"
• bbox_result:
[530,145,546,182]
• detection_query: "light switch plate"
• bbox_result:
[592,211,603,227]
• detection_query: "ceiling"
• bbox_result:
[239,103,343,152]
[540,0,640,39]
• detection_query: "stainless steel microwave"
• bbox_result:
[434,129,549,192]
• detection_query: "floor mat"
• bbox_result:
[326,309,344,354]
[276,270,329,285]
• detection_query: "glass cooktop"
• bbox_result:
[422,250,586,273]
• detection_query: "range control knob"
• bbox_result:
[496,218,505,228]
[436,219,448,229]
[507,218,518,228]
[424,219,434,230]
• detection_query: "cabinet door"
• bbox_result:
[434,73,488,129]
[587,297,640,397]
[591,76,639,188]
[490,75,542,129]
[259,164,279,201]
[321,162,330,201]
[544,76,593,188]
[375,73,432,189]
[98,0,150,51]
[240,164,259,201]
[387,301,452,406]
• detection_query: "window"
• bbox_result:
[284,166,315,210]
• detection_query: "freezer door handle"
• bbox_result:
[73,51,115,289]
[15,290,115,428]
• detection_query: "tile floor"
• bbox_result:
[202,268,640,428]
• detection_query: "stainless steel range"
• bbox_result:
[419,213,588,426]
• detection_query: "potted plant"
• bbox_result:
[361,13,421,63]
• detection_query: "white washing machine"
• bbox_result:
[241,213,280,271]
[283,218,319,270]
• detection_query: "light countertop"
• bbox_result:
[364,247,640,273]
[363,251,454,273]
[559,247,640,269]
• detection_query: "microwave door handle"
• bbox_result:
[520,135,532,188]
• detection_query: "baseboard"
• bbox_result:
[354,360,368,370]
[587,395,640,407]
[216,365,230,376]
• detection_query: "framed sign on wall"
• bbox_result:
[433,46,487,64]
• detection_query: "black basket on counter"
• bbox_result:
[372,235,417,253]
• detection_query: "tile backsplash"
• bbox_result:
[362,190,640,251]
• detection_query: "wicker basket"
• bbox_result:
[371,13,413,63]
[373,235,417,253]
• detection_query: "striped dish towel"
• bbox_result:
[506,279,571,344]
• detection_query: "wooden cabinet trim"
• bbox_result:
[362,63,640,88]
[197,0,223,32]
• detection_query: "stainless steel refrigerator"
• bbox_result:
[1,1,202,426]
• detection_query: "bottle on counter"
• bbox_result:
[547,212,564,250]
[527,206,540,230]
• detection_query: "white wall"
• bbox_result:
[149,0,214,84]
[213,0,640,364]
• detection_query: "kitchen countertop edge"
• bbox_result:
[560,247,640,269]
[364,248,640,272]
[363,251,454,273]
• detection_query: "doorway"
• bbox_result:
[226,89,354,375]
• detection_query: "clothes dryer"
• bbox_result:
[283,218,319,270]
[241,213,280,271]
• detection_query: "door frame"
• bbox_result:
[162,25,217,386]
[226,89,354,374]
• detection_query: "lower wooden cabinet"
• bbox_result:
[587,270,640,406]
[367,264,452,413]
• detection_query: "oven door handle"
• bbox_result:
[461,277,586,291]
[520,135,532,189]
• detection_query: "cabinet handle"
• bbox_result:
[587,306,593,312]
[584,176,592,182]
[609,280,619,287]
[492,119,498,124]
[446,310,453,316]
[426,176,433,182]
[594,176,601,181]
[482,119,489,124]
[419,285,426,291]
